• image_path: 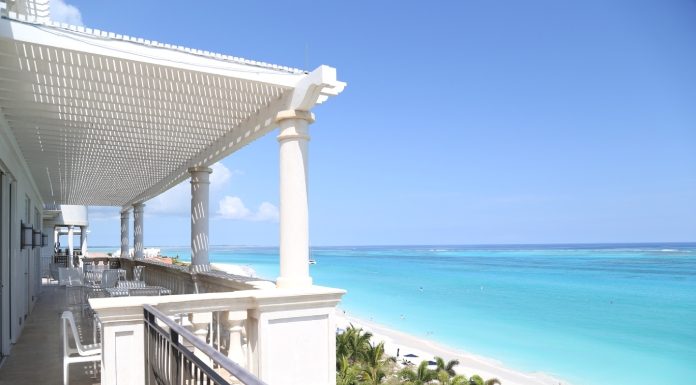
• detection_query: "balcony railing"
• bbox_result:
[119,258,274,294]
[91,284,344,385]
[90,260,344,385]
[143,304,267,385]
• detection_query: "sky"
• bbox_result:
[51,0,696,247]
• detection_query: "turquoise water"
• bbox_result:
[94,243,696,385]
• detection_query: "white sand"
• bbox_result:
[336,310,571,385]
[206,264,570,385]
[211,263,257,278]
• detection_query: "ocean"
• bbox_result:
[94,243,696,385]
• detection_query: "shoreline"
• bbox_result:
[208,261,571,385]
[211,262,258,278]
[336,310,571,385]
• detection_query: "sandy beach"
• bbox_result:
[336,310,570,385]
[211,262,258,278]
[212,262,570,385]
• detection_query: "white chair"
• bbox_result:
[61,310,101,385]
[86,269,120,296]
[49,263,61,283]
[58,267,84,286]
[128,287,161,296]
[117,280,146,289]
[58,268,84,307]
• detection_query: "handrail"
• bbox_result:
[143,304,268,385]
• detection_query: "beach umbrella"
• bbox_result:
[404,353,418,358]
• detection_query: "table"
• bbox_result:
[105,286,172,297]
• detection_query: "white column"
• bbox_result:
[120,210,130,259]
[53,227,59,252]
[189,167,212,271]
[67,225,74,266]
[276,110,314,288]
[133,203,145,260]
[80,226,87,256]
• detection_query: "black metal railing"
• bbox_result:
[143,304,267,385]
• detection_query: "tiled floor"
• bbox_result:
[0,283,100,385]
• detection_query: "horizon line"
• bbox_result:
[88,240,696,249]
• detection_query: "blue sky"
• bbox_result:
[58,0,696,247]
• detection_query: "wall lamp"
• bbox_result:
[32,229,42,249]
[20,222,33,250]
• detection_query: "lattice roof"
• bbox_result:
[0,13,344,208]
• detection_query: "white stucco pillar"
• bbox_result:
[120,210,130,259]
[250,287,345,385]
[67,225,74,265]
[133,203,145,260]
[53,227,59,251]
[90,299,146,385]
[276,110,314,288]
[189,167,212,271]
[80,226,87,256]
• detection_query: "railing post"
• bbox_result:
[143,309,155,385]
[169,328,180,385]
[224,310,248,369]
[249,289,344,385]
[189,312,213,366]
[97,306,147,385]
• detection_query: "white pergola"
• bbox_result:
[0,10,345,287]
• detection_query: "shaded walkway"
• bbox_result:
[0,284,100,385]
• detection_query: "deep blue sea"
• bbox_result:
[94,243,696,385]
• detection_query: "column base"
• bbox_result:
[275,276,313,289]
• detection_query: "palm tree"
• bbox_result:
[361,365,387,385]
[336,325,373,366]
[434,356,460,377]
[364,342,395,369]
[483,378,501,385]
[398,360,436,385]
[360,342,395,385]
[468,374,484,385]
[436,370,469,385]
[337,355,359,385]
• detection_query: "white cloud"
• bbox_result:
[145,162,235,216]
[210,162,233,187]
[255,202,280,222]
[217,196,279,222]
[217,196,250,220]
[49,0,83,26]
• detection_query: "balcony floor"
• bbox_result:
[0,282,100,385]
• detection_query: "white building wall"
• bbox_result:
[0,113,45,355]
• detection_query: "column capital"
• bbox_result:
[120,209,130,218]
[133,202,145,212]
[275,109,315,124]
[277,113,311,143]
[187,166,213,175]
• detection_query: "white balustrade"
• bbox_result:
[119,258,273,295]
[90,286,344,385]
